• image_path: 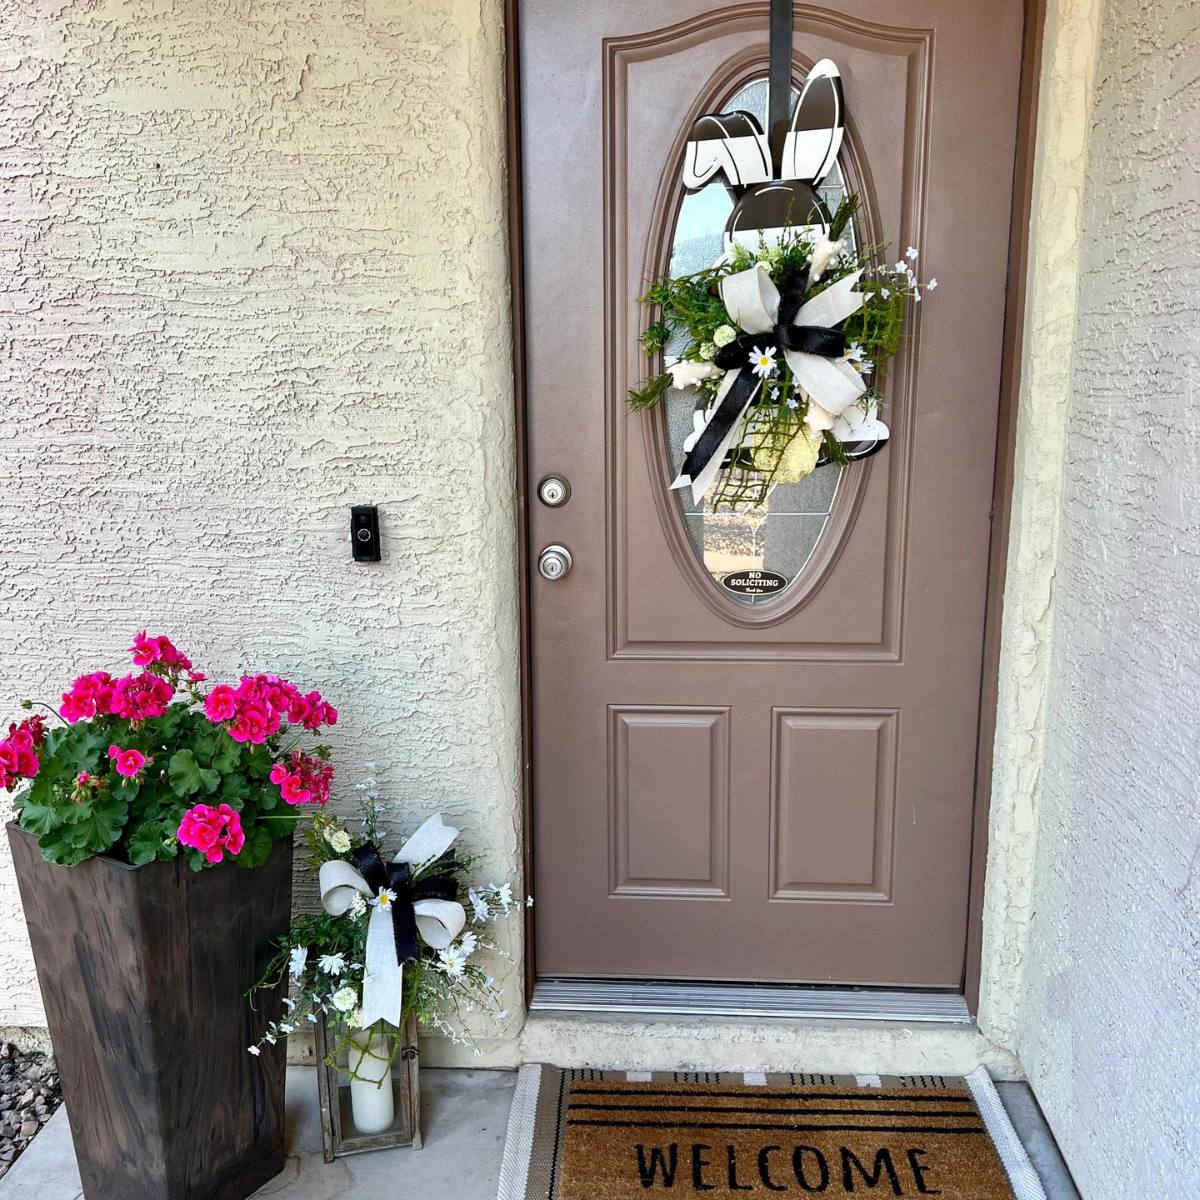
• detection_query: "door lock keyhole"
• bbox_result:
[537,544,573,581]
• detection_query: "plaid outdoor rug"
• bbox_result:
[497,1067,1047,1200]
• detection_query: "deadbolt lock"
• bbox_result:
[537,544,573,581]
[537,474,571,507]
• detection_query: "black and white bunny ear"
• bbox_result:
[683,110,773,191]
[781,59,845,186]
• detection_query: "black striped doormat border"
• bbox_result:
[496,1066,1047,1200]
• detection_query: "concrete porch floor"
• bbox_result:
[0,1067,1080,1199]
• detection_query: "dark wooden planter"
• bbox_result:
[7,823,293,1200]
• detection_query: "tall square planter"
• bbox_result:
[7,823,293,1200]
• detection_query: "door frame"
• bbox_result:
[504,0,1049,1018]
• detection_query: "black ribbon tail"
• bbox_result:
[387,861,421,963]
[679,367,761,485]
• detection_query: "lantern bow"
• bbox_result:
[318,814,466,1028]
[670,262,867,504]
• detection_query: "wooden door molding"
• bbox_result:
[504,0,1049,1014]
[607,9,930,648]
[605,9,933,657]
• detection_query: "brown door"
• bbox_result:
[521,0,1024,987]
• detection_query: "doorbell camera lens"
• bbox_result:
[350,505,382,563]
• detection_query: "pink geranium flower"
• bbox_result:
[177,803,246,864]
[60,671,116,723]
[0,716,47,792]
[269,751,333,806]
[107,745,148,779]
[206,674,337,742]
[110,672,174,722]
[130,631,194,674]
[204,685,238,723]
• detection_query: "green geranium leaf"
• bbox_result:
[210,737,241,775]
[127,819,173,866]
[38,828,89,867]
[61,793,128,855]
[56,725,107,776]
[169,749,218,797]
[218,772,251,807]
[14,776,61,836]
[237,822,274,870]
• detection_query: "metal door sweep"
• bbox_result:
[531,978,972,1024]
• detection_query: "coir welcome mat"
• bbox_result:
[497,1067,1047,1200]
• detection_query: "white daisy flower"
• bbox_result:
[372,887,397,910]
[318,953,347,976]
[496,883,515,913]
[288,946,308,981]
[469,888,491,922]
[438,947,467,978]
[749,345,777,378]
[906,246,919,260]
[458,931,478,958]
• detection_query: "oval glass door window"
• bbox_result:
[664,77,854,606]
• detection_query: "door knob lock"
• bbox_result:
[537,474,571,507]
[537,544,573,581]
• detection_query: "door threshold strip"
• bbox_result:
[530,978,972,1024]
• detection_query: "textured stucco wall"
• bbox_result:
[1013,0,1200,1193]
[978,0,1105,1048]
[0,0,523,1052]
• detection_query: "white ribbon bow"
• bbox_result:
[318,814,467,1029]
[671,262,867,504]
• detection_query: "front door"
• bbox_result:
[520,0,1025,988]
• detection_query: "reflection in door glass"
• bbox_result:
[665,77,853,605]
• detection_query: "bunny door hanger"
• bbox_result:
[664,1,892,502]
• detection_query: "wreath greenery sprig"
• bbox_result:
[629,196,935,509]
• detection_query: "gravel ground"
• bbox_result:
[0,1042,61,1180]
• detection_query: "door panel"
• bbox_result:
[521,0,1025,986]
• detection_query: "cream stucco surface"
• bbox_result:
[1011,0,1200,1193]
[978,0,1105,1051]
[0,0,523,1045]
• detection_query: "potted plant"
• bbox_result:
[3,631,337,1200]
[248,785,519,1160]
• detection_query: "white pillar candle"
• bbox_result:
[348,1027,395,1135]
